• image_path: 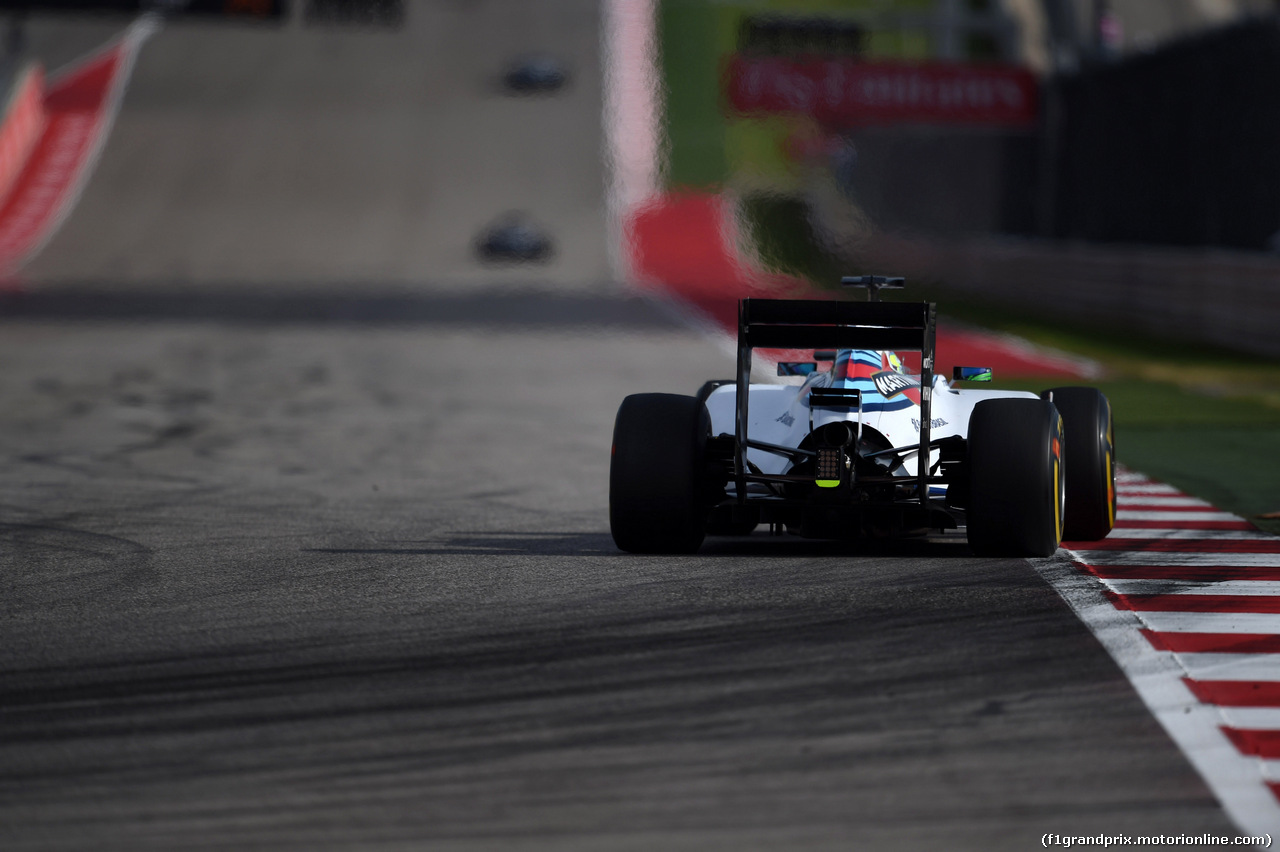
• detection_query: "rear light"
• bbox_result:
[816,448,843,488]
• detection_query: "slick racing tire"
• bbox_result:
[1041,386,1116,541]
[966,398,1065,558]
[610,393,710,554]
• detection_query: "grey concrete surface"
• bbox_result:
[20,2,610,289]
[0,295,1234,849]
[862,231,1280,359]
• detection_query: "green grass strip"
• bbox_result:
[930,290,1280,535]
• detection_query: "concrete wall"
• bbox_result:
[841,127,1038,238]
[863,232,1280,359]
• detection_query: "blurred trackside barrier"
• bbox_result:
[861,232,1280,360]
[641,4,1280,361]
[0,64,45,207]
[1041,16,1280,252]
[860,17,1280,360]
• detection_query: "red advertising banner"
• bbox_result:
[0,66,46,205]
[0,18,154,272]
[724,55,1039,128]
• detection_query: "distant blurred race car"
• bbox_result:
[502,54,568,93]
[475,213,553,263]
[610,277,1116,556]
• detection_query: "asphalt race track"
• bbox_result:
[0,291,1240,850]
[0,5,1243,850]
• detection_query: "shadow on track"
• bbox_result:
[0,287,678,329]
[305,530,980,559]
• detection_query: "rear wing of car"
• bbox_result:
[734,297,939,504]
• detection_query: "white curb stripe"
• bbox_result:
[1087,553,1280,567]
[1080,528,1276,541]
[1121,496,1216,508]
[1081,552,1280,567]
[1137,612,1280,634]
[1176,654,1280,682]
[1222,710,1280,730]
[1118,510,1248,522]
[1103,580,1280,596]
[1119,483,1185,496]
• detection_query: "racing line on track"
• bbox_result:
[1044,471,1280,835]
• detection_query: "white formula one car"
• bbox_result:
[610,277,1116,557]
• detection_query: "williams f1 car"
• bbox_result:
[610,277,1116,557]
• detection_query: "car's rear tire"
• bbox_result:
[1042,386,1116,541]
[967,398,1065,557]
[610,393,710,553]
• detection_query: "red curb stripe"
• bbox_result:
[624,191,1097,378]
[1184,679,1280,706]
[1222,727,1280,759]
[1070,539,1280,553]
[1107,591,1280,613]
[1145,631,1280,654]
[1079,563,1280,581]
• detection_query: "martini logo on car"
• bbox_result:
[871,370,920,399]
